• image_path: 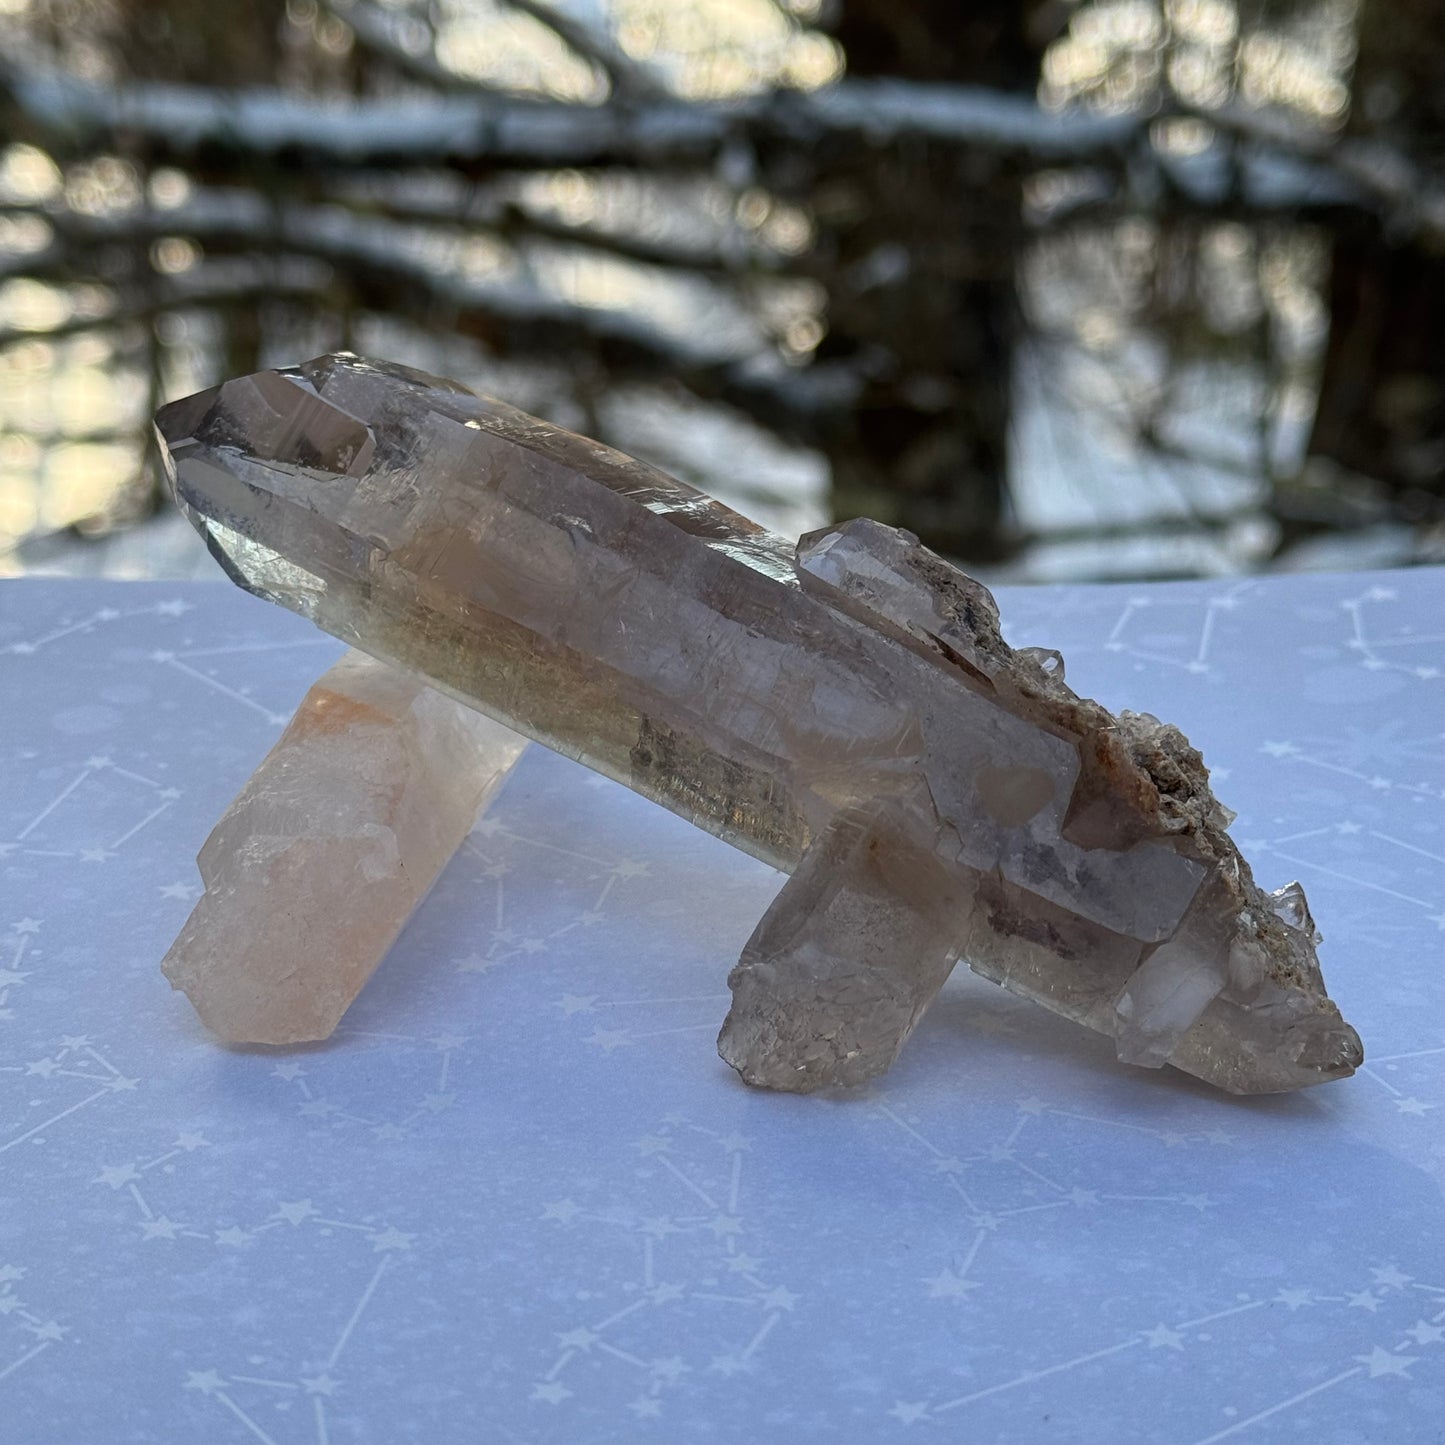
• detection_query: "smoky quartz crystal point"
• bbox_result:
[155,353,1362,1094]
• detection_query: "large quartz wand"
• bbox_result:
[155,354,1361,1095]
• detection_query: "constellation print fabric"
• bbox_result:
[1,571,1442,1445]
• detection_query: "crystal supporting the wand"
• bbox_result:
[154,353,1362,1092]
[161,649,527,1044]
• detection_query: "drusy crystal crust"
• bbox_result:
[155,353,1362,1093]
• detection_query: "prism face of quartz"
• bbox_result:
[155,353,1362,1093]
[720,785,978,1091]
[161,649,527,1044]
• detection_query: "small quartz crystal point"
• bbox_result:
[162,648,527,1044]
[154,353,1362,1093]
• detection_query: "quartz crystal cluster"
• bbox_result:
[155,354,1362,1094]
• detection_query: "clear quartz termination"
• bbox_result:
[155,353,1362,1094]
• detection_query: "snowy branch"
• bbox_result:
[7,57,1441,241]
[0,62,1142,172]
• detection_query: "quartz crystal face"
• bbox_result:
[155,353,1363,1094]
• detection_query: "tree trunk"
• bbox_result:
[805,0,1061,559]
[1307,0,1445,509]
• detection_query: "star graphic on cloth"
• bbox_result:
[184,1370,224,1394]
[11,918,42,935]
[140,1216,183,1240]
[175,1132,209,1151]
[557,1327,599,1352]
[1356,1346,1416,1379]
[272,1062,305,1082]
[1394,1097,1433,1115]
[301,1373,340,1396]
[889,1401,931,1425]
[1347,1290,1383,1312]
[1403,1320,1445,1346]
[1372,1264,1412,1290]
[272,1200,319,1226]
[27,1320,68,1342]
[587,1028,633,1052]
[629,1396,663,1418]
[93,1162,141,1189]
[370,1227,415,1252]
[759,1287,799,1312]
[726,1253,764,1274]
[648,1282,686,1305]
[924,1270,978,1300]
[1274,1289,1314,1310]
[1142,1324,1185,1350]
[454,953,496,975]
[556,994,596,1015]
[531,1382,572,1404]
[215,1227,252,1247]
[25,1058,57,1077]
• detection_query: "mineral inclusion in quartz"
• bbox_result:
[155,353,1362,1095]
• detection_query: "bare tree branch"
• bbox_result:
[0,198,846,436]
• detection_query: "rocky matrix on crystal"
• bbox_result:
[161,648,527,1044]
[155,353,1362,1092]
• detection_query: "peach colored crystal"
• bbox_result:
[161,649,526,1044]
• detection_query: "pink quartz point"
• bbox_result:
[161,649,527,1044]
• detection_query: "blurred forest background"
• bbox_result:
[1,0,1443,581]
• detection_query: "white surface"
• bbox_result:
[1,571,1443,1444]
